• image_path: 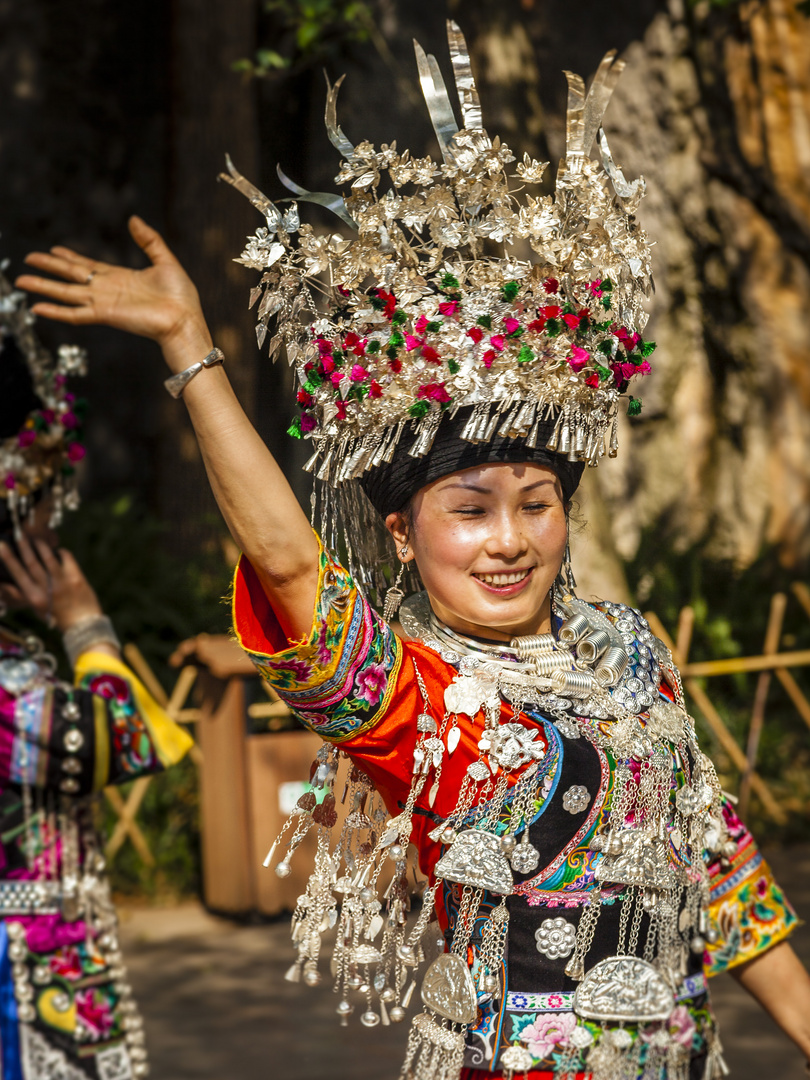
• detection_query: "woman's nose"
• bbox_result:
[484,513,527,558]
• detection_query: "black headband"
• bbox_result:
[360,407,585,517]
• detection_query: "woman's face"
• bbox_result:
[386,461,568,642]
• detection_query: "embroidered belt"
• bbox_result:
[0,880,61,916]
[506,973,707,1013]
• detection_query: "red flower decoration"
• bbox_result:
[562,313,581,329]
[369,380,383,398]
[421,345,441,364]
[417,382,450,403]
[438,300,459,317]
[542,277,559,294]
[482,349,496,368]
[296,389,314,407]
[539,305,561,319]
[389,358,402,373]
[67,443,86,463]
[300,414,317,433]
[527,317,546,334]
[466,327,484,344]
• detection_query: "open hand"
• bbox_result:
[0,537,103,632]
[15,216,205,350]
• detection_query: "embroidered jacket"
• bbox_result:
[233,542,797,1074]
[0,634,193,1080]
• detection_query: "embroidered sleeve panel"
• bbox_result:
[704,800,798,976]
[74,651,194,788]
[232,539,402,743]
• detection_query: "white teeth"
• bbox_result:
[474,570,531,586]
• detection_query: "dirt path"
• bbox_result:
[119,845,810,1079]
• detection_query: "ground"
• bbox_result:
[119,845,810,1079]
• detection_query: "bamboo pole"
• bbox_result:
[644,611,788,825]
[681,648,810,677]
[739,593,787,818]
[105,778,155,864]
[123,643,169,707]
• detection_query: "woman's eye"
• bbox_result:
[452,506,485,516]
[524,502,551,512]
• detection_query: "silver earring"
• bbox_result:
[556,527,576,596]
[383,559,407,621]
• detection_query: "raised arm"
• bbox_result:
[15,217,319,639]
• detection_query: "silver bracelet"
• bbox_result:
[62,615,121,668]
[164,347,225,399]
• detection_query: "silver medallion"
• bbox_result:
[554,717,581,739]
[435,830,513,895]
[509,836,540,874]
[562,785,590,814]
[479,723,545,772]
[572,956,675,1022]
[420,953,477,1024]
[534,917,576,959]
[444,675,490,717]
[0,658,40,695]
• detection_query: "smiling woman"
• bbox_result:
[16,20,810,1080]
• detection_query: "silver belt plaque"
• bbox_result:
[420,953,478,1025]
[435,830,513,895]
[573,956,675,1022]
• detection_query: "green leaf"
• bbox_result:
[391,309,407,326]
[501,280,519,302]
[389,331,405,348]
[447,359,460,374]
[517,345,534,364]
[367,340,380,354]
[477,315,492,329]
[640,339,657,358]
[597,340,614,357]
[596,364,611,381]
[426,320,442,333]
[440,272,460,290]
[627,396,642,417]
[287,416,303,438]
[409,400,430,418]
[545,318,560,338]
[255,48,290,70]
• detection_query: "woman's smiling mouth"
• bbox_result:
[472,567,534,594]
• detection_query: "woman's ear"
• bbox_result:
[384,511,410,553]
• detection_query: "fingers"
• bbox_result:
[27,302,97,326]
[0,540,27,588]
[14,274,90,307]
[22,251,96,284]
[34,540,63,576]
[0,583,25,608]
[129,216,179,268]
[49,246,97,269]
[14,534,50,588]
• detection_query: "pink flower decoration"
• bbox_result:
[18,429,36,448]
[414,315,428,333]
[4,474,15,490]
[482,349,496,368]
[320,355,335,374]
[76,989,115,1037]
[67,443,86,463]
[330,371,345,387]
[354,663,388,706]
[300,414,317,434]
[489,334,505,352]
[88,673,130,703]
[568,346,590,373]
[667,1006,696,1047]
[64,392,76,405]
[349,364,368,382]
[503,317,521,334]
[438,300,459,317]
[520,1012,577,1059]
[562,312,580,329]
[61,410,78,430]
[404,333,423,352]
[466,327,484,344]
[587,279,603,297]
[40,409,55,424]
[637,360,651,375]
[621,362,636,380]
[417,382,451,403]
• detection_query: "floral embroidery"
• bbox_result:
[238,543,402,742]
[705,801,797,975]
[518,1011,577,1058]
[79,670,159,776]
